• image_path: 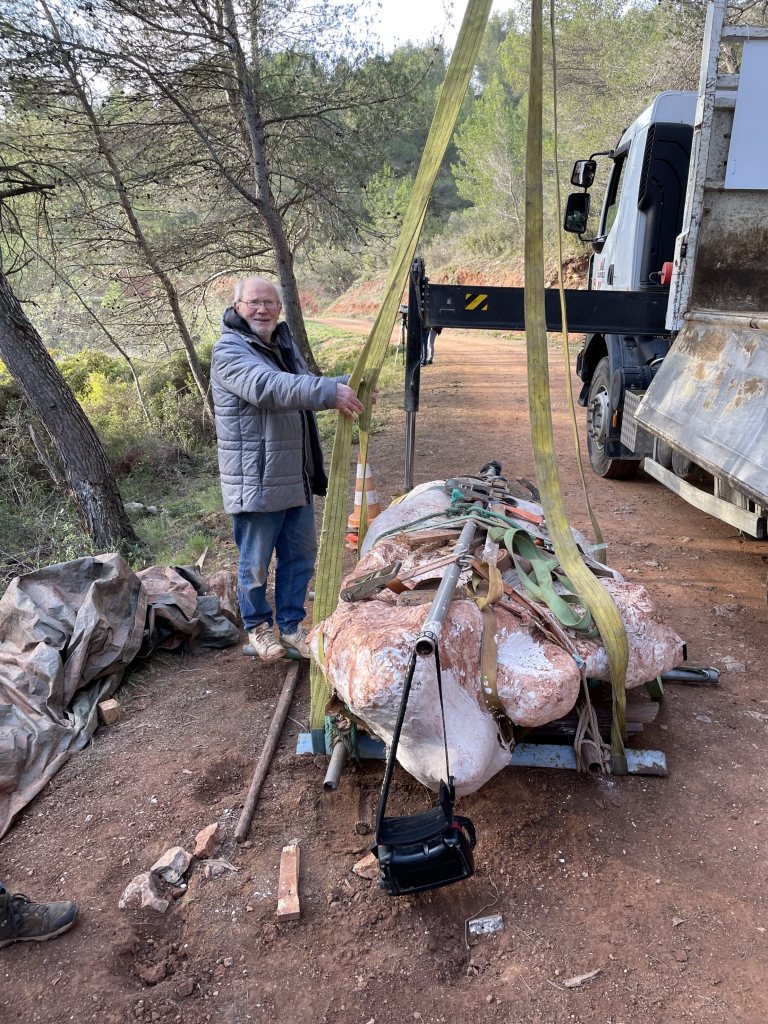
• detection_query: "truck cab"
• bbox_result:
[565,0,768,539]
[571,92,696,478]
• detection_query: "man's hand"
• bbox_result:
[335,383,365,419]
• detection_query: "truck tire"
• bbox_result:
[671,449,710,486]
[586,357,639,479]
[653,438,674,470]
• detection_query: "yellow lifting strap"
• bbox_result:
[309,0,495,741]
[525,0,628,768]
[547,0,606,563]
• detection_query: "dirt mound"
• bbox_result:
[324,276,391,317]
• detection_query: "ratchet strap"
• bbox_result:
[525,0,628,767]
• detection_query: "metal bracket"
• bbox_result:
[296,733,667,776]
[340,561,402,602]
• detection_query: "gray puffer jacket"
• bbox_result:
[211,312,346,515]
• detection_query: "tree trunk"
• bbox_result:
[0,272,139,551]
[222,0,321,374]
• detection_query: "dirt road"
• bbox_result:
[3,324,767,1024]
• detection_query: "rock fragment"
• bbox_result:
[150,846,193,884]
[194,824,220,859]
[119,872,169,914]
[352,851,379,880]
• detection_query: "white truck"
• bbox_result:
[564,0,768,537]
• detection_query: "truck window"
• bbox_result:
[600,151,627,237]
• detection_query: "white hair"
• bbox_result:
[233,276,283,304]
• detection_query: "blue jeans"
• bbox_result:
[233,504,317,634]
[421,328,437,363]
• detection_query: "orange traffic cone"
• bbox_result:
[344,531,359,551]
[347,455,381,531]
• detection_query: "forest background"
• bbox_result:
[0,0,751,587]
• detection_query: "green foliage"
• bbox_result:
[447,0,702,257]
[119,463,229,570]
[57,350,134,398]
[307,321,364,376]
[146,383,212,454]
[452,79,528,248]
[361,166,414,275]
[75,373,147,460]
[0,407,94,589]
[0,360,20,421]
[305,318,398,450]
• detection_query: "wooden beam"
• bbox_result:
[234,661,301,843]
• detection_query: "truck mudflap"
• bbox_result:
[635,317,768,509]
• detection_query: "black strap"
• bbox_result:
[375,645,451,843]
[434,646,450,782]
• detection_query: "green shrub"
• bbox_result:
[57,350,134,398]
[140,348,204,401]
[146,383,213,453]
[197,339,214,378]
[0,408,94,590]
[0,363,20,421]
[78,372,150,461]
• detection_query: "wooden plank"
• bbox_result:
[399,528,460,548]
[276,843,301,921]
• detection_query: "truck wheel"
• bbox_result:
[586,357,639,479]
[671,450,710,486]
[653,438,674,470]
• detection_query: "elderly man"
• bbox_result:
[211,276,364,662]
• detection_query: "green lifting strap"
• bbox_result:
[490,526,596,636]
[309,0,495,744]
[525,0,628,770]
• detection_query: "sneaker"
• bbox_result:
[247,622,285,663]
[280,626,311,660]
[0,891,78,948]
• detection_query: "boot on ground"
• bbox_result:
[280,626,311,659]
[247,622,285,663]
[0,890,78,948]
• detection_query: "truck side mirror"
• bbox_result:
[570,159,597,188]
[564,192,591,234]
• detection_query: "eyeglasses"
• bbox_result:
[238,298,279,309]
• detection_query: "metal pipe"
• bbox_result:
[578,739,604,774]
[323,742,347,791]
[661,666,720,685]
[404,411,416,493]
[415,518,478,656]
[685,310,768,331]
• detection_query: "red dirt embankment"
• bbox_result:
[323,254,589,317]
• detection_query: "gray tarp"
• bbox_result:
[0,553,240,839]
